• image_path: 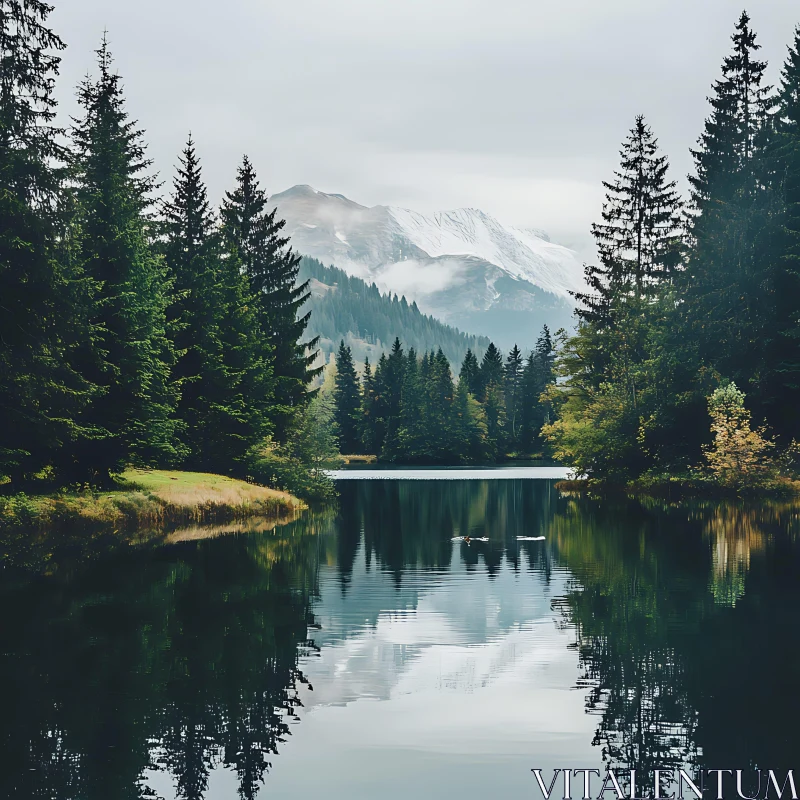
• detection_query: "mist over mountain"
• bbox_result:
[299,257,490,369]
[273,185,583,347]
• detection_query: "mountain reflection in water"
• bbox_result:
[1,477,800,799]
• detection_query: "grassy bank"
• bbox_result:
[338,454,378,465]
[0,469,305,534]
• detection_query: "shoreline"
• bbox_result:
[0,469,305,535]
[555,476,800,499]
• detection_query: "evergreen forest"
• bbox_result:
[1,4,319,490]
[331,331,556,462]
[541,13,800,491]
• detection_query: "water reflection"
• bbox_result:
[1,481,800,798]
[0,526,323,799]
[555,495,800,786]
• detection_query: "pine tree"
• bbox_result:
[520,326,559,453]
[459,348,481,397]
[378,338,405,458]
[574,115,682,324]
[427,349,456,460]
[68,39,180,480]
[359,357,376,453]
[684,11,775,398]
[564,118,685,465]
[523,326,557,448]
[293,392,339,483]
[395,350,428,461]
[221,156,318,441]
[366,353,389,455]
[453,380,490,463]
[219,156,288,433]
[519,351,539,451]
[503,344,524,447]
[333,340,360,454]
[479,343,504,400]
[0,0,94,483]
[163,138,266,470]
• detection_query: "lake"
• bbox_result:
[1,471,799,799]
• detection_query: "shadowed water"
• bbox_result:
[1,474,799,799]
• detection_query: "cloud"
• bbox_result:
[51,0,800,257]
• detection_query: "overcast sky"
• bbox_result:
[52,0,799,258]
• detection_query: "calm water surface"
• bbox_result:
[328,465,572,480]
[2,472,799,799]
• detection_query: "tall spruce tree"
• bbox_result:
[479,343,504,399]
[378,338,405,457]
[484,385,506,459]
[574,115,682,324]
[220,155,318,441]
[503,344,524,446]
[427,349,456,460]
[359,357,376,453]
[333,341,361,454]
[561,118,685,465]
[520,326,556,450]
[0,0,94,483]
[764,26,800,440]
[684,11,775,402]
[479,343,506,454]
[453,379,490,463]
[68,40,180,480]
[365,352,388,455]
[163,138,266,470]
[395,350,427,461]
[519,351,540,451]
[459,348,481,397]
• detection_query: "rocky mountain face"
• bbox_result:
[271,185,584,348]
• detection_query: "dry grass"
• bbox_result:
[123,469,299,508]
[0,470,304,534]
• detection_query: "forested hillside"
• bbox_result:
[299,257,490,367]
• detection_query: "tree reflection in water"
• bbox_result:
[2,482,800,798]
[552,495,800,788]
[0,514,331,800]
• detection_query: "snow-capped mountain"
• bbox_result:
[271,185,584,347]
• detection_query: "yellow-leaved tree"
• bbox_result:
[704,384,776,489]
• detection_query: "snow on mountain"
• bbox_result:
[385,205,583,299]
[270,185,584,347]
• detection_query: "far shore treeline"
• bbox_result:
[330,332,555,463]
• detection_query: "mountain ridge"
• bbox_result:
[272,185,583,347]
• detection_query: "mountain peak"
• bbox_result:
[271,184,367,210]
[270,186,583,346]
